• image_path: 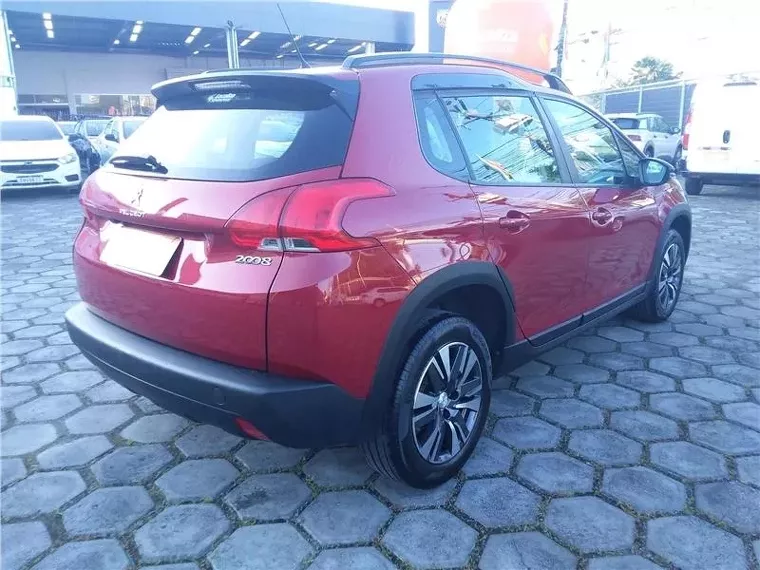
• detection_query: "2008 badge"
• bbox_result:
[235,255,273,266]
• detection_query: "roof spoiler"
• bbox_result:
[342,52,572,94]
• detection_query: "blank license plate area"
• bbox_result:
[100,224,181,277]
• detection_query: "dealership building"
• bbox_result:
[0,1,455,119]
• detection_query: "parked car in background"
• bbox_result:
[607,112,681,163]
[66,55,690,488]
[0,115,81,192]
[58,121,77,136]
[67,133,101,178]
[97,117,147,165]
[74,118,109,142]
[680,79,760,195]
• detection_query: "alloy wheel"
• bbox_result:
[412,342,483,464]
[658,242,682,312]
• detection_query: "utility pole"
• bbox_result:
[555,0,569,77]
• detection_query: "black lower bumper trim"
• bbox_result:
[65,303,364,448]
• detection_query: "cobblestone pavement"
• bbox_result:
[2,185,760,570]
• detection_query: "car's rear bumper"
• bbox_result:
[65,303,364,448]
[681,168,760,186]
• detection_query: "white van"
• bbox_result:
[681,79,760,194]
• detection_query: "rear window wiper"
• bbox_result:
[110,154,168,174]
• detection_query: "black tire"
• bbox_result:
[685,177,703,195]
[361,316,492,488]
[644,146,655,158]
[629,229,686,322]
[672,146,682,172]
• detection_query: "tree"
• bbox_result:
[625,56,682,86]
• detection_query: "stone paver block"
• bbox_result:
[479,532,576,570]
[307,547,395,570]
[1,362,60,384]
[650,441,728,480]
[516,375,575,398]
[516,452,594,495]
[32,539,129,570]
[92,444,173,485]
[569,429,642,466]
[121,413,189,443]
[589,352,645,372]
[603,466,686,514]
[723,402,760,430]
[554,364,610,384]
[303,447,373,487]
[299,490,391,546]
[157,458,239,501]
[540,398,604,428]
[493,416,561,450]
[675,323,723,337]
[84,381,135,403]
[649,357,708,377]
[616,371,676,393]
[679,345,735,365]
[510,360,551,377]
[462,437,514,477]
[1,521,51,570]
[736,455,760,487]
[712,364,760,387]
[649,331,700,347]
[490,390,535,417]
[539,347,584,365]
[610,410,679,442]
[135,504,230,563]
[650,392,717,421]
[209,525,312,570]
[383,510,476,569]
[647,516,747,570]
[40,371,102,394]
[65,403,134,434]
[13,394,81,422]
[546,496,635,554]
[2,339,44,356]
[37,435,113,469]
[683,377,747,402]
[1,458,27,488]
[143,566,200,570]
[224,473,311,521]
[598,326,644,343]
[63,486,154,536]
[588,555,664,570]
[456,477,540,528]
[175,425,242,457]
[566,335,617,353]
[579,384,640,410]
[374,475,456,508]
[235,440,306,472]
[1,471,85,517]
[620,341,673,358]
[0,385,37,409]
[26,344,80,363]
[690,420,760,454]
[1,423,57,456]
[696,481,760,533]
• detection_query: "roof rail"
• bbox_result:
[342,52,571,94]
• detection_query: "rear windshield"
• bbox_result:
[123,120,144,139]
[58,122,76,135]
[611,118,642,130]
[0,120,62,141]
[109,87,353,182]
[86,120,108,137]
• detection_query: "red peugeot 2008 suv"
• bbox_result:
[66,53,691,488]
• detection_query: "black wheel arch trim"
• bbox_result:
[648,203,691,287]
[360,261,517,438]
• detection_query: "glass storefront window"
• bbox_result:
[74,94,156,117]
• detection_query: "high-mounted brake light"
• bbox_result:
[682,110,693,150]
[192,79,249,92]
[227,179,394,253]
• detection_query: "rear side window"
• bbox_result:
[110,87,352,182]
[611,118,642,130]
[441,94,561,184]
[413,94,468,179]
[86,120,108,137]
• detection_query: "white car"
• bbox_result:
[0,116,81,192]
[607,113,681,163]
[681,79,760,195]
[97,117,147,165]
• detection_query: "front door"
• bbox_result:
[439,91,590,341]
[540,98,660,311]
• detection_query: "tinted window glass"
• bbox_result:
[617,136,642,180]
[58,122,76,135]
[413,94,467,179]
[442,94,560,184]
[85,120,108,137]
[544,99,626,185]
[0,120,62,141]
[611,118,642,130]
[123,120,144,139]
[111,88,352,182]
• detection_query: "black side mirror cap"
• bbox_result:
[640,157,672,186]
[104,133,118,143]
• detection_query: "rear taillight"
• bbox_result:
[627,134,642,142]
[682,110,693,150]
[227,178,394,253]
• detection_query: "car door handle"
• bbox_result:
[591,207,614,227]
[499,210,530,233]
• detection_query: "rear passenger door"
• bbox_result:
[440,91,591,341]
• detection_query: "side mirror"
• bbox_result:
[670,126,681,135]
[640,158,671,186]
[105,133,118,143]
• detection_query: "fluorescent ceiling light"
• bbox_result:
[14,44,20,49]
[42,12,52,20]
[247,31,260,40]
[308,42,317,47]
[44,20,53,30]
[347,42,365,53]
[240,38,250,47]
[46,30,54,39]
[132,24,142,34]
[280,41,291,49]
[184,35,196,44]
[276,54,284,59]
[204,43,211,48]
[294,35,302,41]
[130,33,138,42]
[192,50,199,55]
[136,20,144,25]
[113,39,120,45]
[315,43,328,51]
[190,27,202,36]
[327,39,336,44]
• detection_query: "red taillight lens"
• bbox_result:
[682,110,692,150]
[279,179,393,252]
[227,188,295,249]
[627,134,642,142]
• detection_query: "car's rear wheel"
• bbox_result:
[629,229,685,322]
[684,177,703,195]
[362,316,491,488]
[644,146,655,158]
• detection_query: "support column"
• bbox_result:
[637,85,643,113]
[225,22,240,69]
[678,80,686,127]
[365,42,376,55]
[0,10,18,115]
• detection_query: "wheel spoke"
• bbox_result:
[448,345,466,392]
[454,395,481,412]
[414,392,437,410]
[667,282,678,303]
[445,419,464,458]
[659,279,668,293]
[458,377,481,398]
[419,421,443,461]
[426,358,447,393]
[437,345,452,381]
[456,349,478,391]
[413,406,437,429]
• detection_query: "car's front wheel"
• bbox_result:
[629,229,686,322]
[362,316,491,488]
